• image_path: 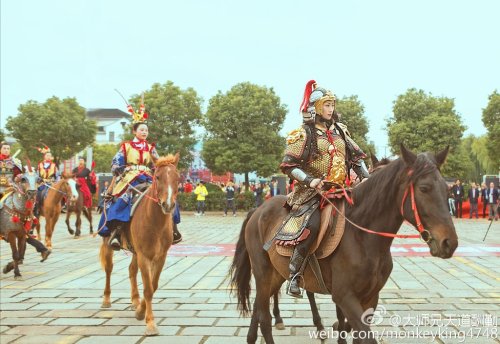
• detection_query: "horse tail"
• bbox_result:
[229,208,257,317]
[99,240,106,270]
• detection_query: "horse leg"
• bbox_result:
[65,211,74,235]
[136,254,159,336]
[84,207,93,234]
[74,211,81,238]
[129,254,140,310]
[272,292,285,330]
[8,234,21,280]
[333,305,349,344]
[334,294,377,344]
[247,299,259,344]
[45,217,53,249]
[253,269,282,344]
[35,221,41,240]
[100,239,114,308]
[306,291,325,332]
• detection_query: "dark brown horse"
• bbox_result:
[270,152,393,332]
[0,169,38,280]
[34,175,79,249]
[230,145,458,344]
[65,183,93,238]
[100,154,180,336]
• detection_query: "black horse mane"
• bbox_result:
[351,152,439,218]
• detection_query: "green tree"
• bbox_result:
[202,82,287,188]
[126,81,203,169]
[6,97,97,163]
[92,143,120,173]
[481,90,500,168]
[386,88,467,177]
[336,95,375,156]
[0,129,5,142]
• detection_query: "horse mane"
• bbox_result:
[351,152,439,217]
[156,155,178,168]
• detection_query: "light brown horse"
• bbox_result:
[100,154,180,336]
[34,175,79,249]
[65,183,93,238]
[231,145,458,344]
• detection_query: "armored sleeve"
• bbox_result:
[336,122,369,180]
[279,126,314,186]
[111,148,125,176]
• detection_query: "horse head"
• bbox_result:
[17,160,38,198]
[399,144,458,258]
[154,153,180,215]
[61,172,79,202]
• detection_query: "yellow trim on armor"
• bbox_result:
[0,190,14,203]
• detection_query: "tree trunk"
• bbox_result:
[244,172,249,192]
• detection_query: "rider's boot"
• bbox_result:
[108,222,123,251]
[172,223,182,244]
[287,244,309,298]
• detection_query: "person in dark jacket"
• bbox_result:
[468,182,480,219]
[452,179,465,218]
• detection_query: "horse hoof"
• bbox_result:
[74,235,80,239]
[275,322,285,330]
[101,302,111,308]
[14,275,23,281]
[332,321,339,331]
[135,308,145,321]
[144,324,159,336]
[90,229,94,234]
[68,229,74,235]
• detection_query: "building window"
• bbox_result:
[109,131,115,142]
[97,126,105,133]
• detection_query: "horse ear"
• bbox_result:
[370,150,379,166]
[173,152,180,167]
[400,143,417,166]
[435,146,449,168]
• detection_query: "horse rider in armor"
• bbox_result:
[279,80,369,297]
[34,146,60,219]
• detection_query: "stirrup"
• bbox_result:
[286,273,304,298]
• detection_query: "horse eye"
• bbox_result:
[419,186,429,193]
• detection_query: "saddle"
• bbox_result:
[267,200,346,259]
[265,200,346,294]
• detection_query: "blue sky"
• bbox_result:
[1,0,499,155]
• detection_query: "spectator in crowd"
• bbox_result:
[194,181,208,216]
[223,180,236,217]
[254,182,264,207]
[485,182,499,221]
[452,179,464,218]
[178,182,184,193]
[97,181,109,214]
[447,186,455,216]
[270,179,280,197]
[263,182,271,200]
[480,182,488,218]
[468,182,480,219]
[184,179,193,193]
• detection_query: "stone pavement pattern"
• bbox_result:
[1,212,499,344]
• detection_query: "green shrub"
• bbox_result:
[177,189,256,212]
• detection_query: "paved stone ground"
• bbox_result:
[1,211,499,344]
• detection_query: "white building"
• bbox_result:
[87,108,130,145]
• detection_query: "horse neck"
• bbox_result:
[144,186,171,229]
[349,163,406,248]
[50,182,67,203]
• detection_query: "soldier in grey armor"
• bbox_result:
[0,142,51,262]
[279,80,369,297]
